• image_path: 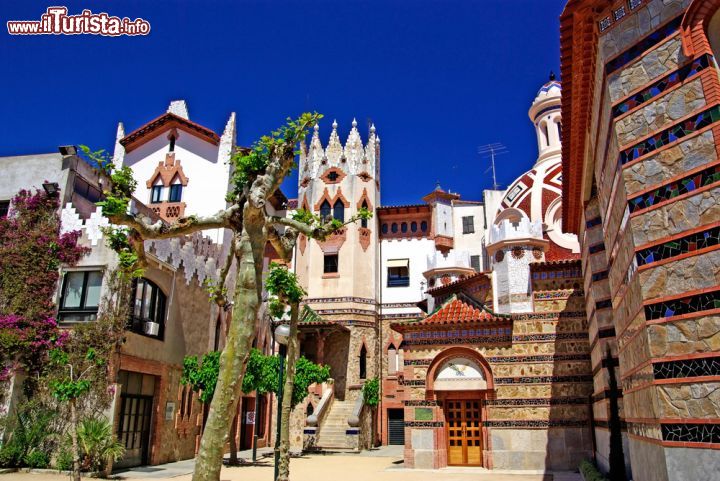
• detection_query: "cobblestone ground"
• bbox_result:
[0,456,579,481]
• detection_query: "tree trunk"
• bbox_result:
[192,228,264,481]
[228,411,239,466]
[277,302,299,481]
[70,398,81,481]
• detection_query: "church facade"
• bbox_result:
[291,76,595,471]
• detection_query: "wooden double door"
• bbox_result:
[445,399,482,466]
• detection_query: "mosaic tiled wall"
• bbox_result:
[580,0,720,479]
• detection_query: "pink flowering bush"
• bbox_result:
[0,188,88,385]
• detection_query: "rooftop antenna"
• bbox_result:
[478,143,508,190]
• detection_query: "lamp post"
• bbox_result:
[273,323,290,481]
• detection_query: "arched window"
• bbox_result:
[359,345,367,380]
[401,222,408,233]
[387,344,399,374]
[411,221,417,233]
[320,200,332,221]
[333,201,345,222]
[361,201,369,228]
[540,121,549,147]
[381,223,388,234]
[391,223,398,233]
[708,8,720,58]
[130,278,167,339]
[420,221,428,232]
[213,314,222,351]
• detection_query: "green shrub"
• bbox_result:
[24,450,49,469]
[0,442,23,467]
[579,460,608,481]
[55,449,73,471]
[76,417,125,472]
[362,378,380,407]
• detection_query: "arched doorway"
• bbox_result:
[427,348,494,468]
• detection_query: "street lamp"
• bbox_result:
[273,323,289,481]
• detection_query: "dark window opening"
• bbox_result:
[327,171,339,181]
[73,177,104,204]
[214,315,222,351]
[324,254,338,274]
[128,278,167,340]
[401,222,408,233]
[320,200,332,222]
[410,221,417,232]
[359,345,367,380]
[169,184,182,203]
[470,255,481,272]
[462,216,475,234]
[391,223,398,233]
[151,185,163,204]
[361,201,368,228]
[333,201,344,222]
[381,223,388,234]
[420,221,428,232]
[387,261,410,287]
[58,270,103,323]
[0,200,9,218]
[169,134,176,152]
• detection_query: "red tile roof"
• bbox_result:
[391,294,508,332]
[120,112,220,153]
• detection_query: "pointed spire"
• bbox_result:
[345,117,364,166]
[113,122,125,168]
[167,100,189,119]
[308,122,324,166]
[326,119,343,164]
[218,112,236,166]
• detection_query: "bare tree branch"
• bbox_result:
[107,203,241,240]
[267,225,298,262]
[213,236,237,307]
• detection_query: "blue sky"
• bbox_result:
[1,0,565,205]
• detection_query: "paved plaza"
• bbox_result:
[0,447,580,481]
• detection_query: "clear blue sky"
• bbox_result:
[1,0,564,205]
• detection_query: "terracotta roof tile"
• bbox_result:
[392,295,506,331]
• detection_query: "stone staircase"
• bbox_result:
[315,399,355,449]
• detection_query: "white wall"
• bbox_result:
[0,153,66,201]
[380,237,434,305]
[123,129,229,243]
[452,203,486,271]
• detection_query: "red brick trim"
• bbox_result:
[621,103,720,171]
[611,57,711,121]
[425,346,495,392]
[638,244,720,273]
[629,159,720,200]
[680,0,720,57]
[642,285,720,306]
[636,220,720,251]
[313,187,350,211]
[319,167,346,185]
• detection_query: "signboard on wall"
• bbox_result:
[246,411,255,425]
[165,402,176,421]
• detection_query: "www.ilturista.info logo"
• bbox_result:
[7,7,150,36]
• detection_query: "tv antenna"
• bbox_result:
[478,143,508,190]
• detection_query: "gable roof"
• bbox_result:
[391,294,509,332]
[120,112,220,153]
